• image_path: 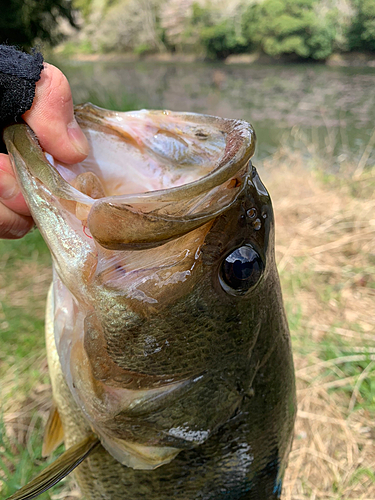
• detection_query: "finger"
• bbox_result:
[0,154,30,216]
[23,63,89,164]
[0,201,34,239]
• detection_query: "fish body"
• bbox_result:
[4,105,296,500]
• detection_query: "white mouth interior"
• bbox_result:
[48,112,226,198]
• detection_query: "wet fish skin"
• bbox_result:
[4,107,296,499]
[44,170,295,499]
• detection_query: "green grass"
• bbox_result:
[0,230,51,415]
[0,231,50,365]
[0,417,66,500]
[0,231,58,499]
[0,228,49,264]
[1,304,46,361]
[282,257,375,416]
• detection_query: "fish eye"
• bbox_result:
[219,245,265,295]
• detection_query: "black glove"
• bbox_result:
[0,45,44,151]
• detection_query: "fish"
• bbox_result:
[4,104,296,500]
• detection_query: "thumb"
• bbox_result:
[22,63,89,164]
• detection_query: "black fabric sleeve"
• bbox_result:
[0,45,44,136]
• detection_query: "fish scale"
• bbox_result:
[46,289,294,500]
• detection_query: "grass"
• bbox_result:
[0,416,68,500]
[265,144,375,499]
[0,231,78,499]
[0,132,374,499]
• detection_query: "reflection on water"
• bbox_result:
[56,59,375,163]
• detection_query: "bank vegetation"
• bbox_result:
[65,0,375,61]
[2,0,375,62]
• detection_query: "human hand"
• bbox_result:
[0,62,89,239]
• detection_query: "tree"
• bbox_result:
[200,19,251,59]
[184,1,252,59]
[0,0,77,49]
[243,0,336,60]
[348,0,375,52]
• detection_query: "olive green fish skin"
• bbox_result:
[49,264,295,500]
[82,173,292,448]
[4,108,296,499]
[47,173,295,499]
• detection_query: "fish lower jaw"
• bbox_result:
[97,430,180,470]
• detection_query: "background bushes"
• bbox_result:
[3,0,375,60]
[0,0,77,48]
[86,0,375,60]
[242,0,336,60]
[348,0,375,52]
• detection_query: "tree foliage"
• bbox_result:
[54,0,375,60]
[73,0,93,21]
[348,0,375,52]
[189,3,250,59]
[243,0,336,60]
[181,0,338,60]
[72,0,118,22]
[0,0,77,49]
[200,20,251,59]
[183,1,252,59]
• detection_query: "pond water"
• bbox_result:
[56,59,375,165]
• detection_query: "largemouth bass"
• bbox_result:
[4,104,296,500]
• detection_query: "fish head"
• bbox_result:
[4,105,282,470]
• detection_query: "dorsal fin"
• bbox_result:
[7,434,100,500]
[42,403,64,457]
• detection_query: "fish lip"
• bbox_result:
[4,107,256,250]
[74,103,256,204]
[6,105,255,205]
[80,105,256,250]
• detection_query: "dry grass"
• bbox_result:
[265,148,375,499]
[1,141,374,499]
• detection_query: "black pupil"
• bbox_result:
[221,246,264,293]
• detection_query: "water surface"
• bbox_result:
[56,59,375,165]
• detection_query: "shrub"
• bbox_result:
[200,19,251,59]
[243,0,336,60]
[184,2,252,59]
[348,0,375,52]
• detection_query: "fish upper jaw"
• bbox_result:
[4,107,254,255]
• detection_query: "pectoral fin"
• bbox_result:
[42,403,64,457]
[7,434,100,500]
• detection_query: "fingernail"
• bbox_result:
[0,171,19,200]
[67,118,89,156]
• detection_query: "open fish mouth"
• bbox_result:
[5,103,255,251]
[4,105,259,469]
